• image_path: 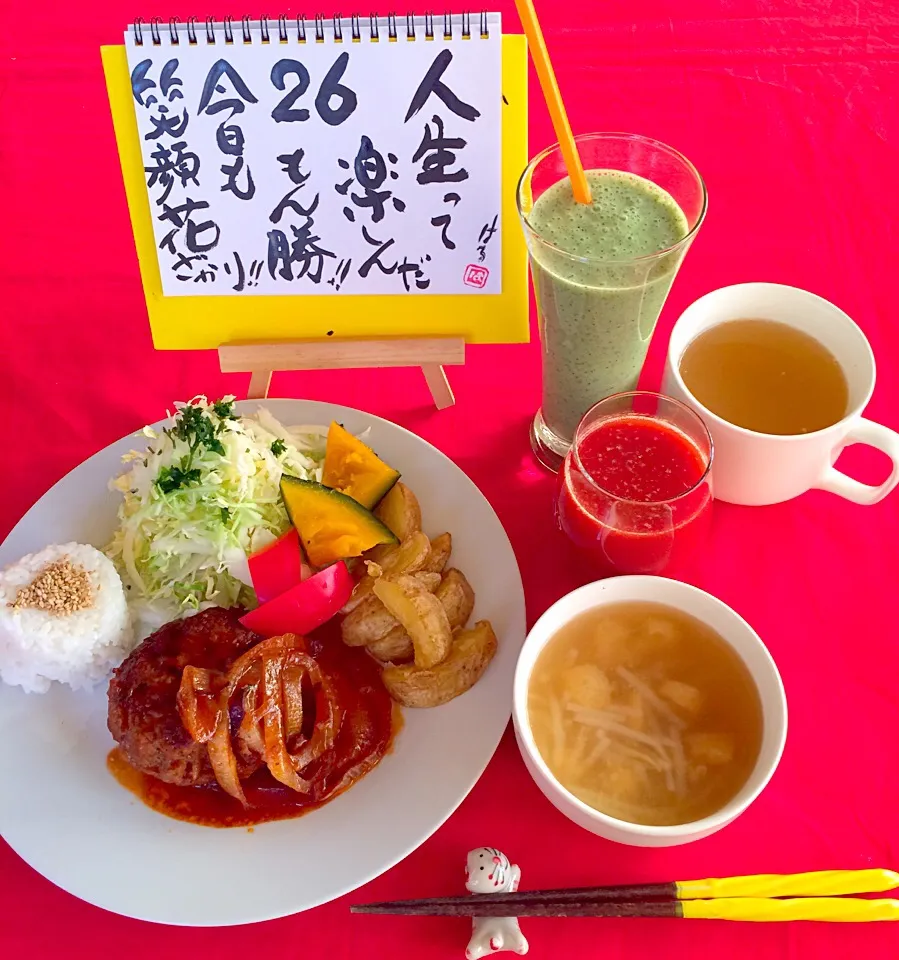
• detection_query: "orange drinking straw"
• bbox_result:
[514,0,592,204]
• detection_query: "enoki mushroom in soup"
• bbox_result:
[527,602,763,826]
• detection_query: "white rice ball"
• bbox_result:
[0,543,134,693]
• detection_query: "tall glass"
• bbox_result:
[517,133,708,472]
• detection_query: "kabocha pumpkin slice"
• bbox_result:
[321,421,400,509]
[280,476,397,567]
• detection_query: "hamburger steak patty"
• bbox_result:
[108,607,262,786]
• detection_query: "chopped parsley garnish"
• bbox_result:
[170,403,226,456]
[213,398,238,420]
[220,506,231,523]
[270,438,287,456]
[157,465,202,494]
[155,400,233,493]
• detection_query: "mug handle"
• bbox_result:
[814,418,899,505]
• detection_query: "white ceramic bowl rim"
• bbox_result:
[513,576,788,838]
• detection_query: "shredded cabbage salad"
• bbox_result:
[107,396,328,631]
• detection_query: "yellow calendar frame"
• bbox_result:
[100,36,529,351]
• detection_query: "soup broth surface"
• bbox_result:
[678,318,849,435]
[528,602,763,826]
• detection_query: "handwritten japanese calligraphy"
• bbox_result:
[126,15,502,295]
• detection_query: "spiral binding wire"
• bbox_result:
[132,11,490,46]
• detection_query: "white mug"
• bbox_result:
[661,283,899,506]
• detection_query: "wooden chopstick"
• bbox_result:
[352,897,899,922]
[353,898,681,918]
[352,869,899,918]
[352,882,678,915]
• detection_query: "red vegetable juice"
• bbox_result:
[558,413,712,576]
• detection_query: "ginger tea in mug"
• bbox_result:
[678,318,849,435]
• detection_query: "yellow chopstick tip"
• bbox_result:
[682,897,899,923]
[677,869,899,901]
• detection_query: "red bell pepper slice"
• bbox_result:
[239,561,353,638]
[248,528,306,604]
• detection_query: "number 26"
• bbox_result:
[270,52,357,126]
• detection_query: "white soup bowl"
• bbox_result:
[513,576,787,847]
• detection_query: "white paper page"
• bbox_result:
[124,15,502,297]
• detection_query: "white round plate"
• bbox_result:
[0,399,525,926]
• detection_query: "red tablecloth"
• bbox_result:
[2,0,898,956]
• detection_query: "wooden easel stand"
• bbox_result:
[219,337,466,410]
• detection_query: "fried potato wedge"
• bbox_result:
[341,571,441,647]
[374,482,422,543]
[366,626,415,664]
[373,574,452,668]
[421,532,452,574]
[372,529,430,575]
[381,621,498,707]
[413,571,442,592]
[365,568,471,661]
[341,595,398,647]
[342,531,431,613]
[436,568,475,629]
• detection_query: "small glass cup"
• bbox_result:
[557,392,713,577]
[518,133,708,472]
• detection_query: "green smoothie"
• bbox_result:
[528,169,690,444]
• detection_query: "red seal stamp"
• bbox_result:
[463,264,489,288]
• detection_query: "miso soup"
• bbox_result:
[527,602,763,826]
